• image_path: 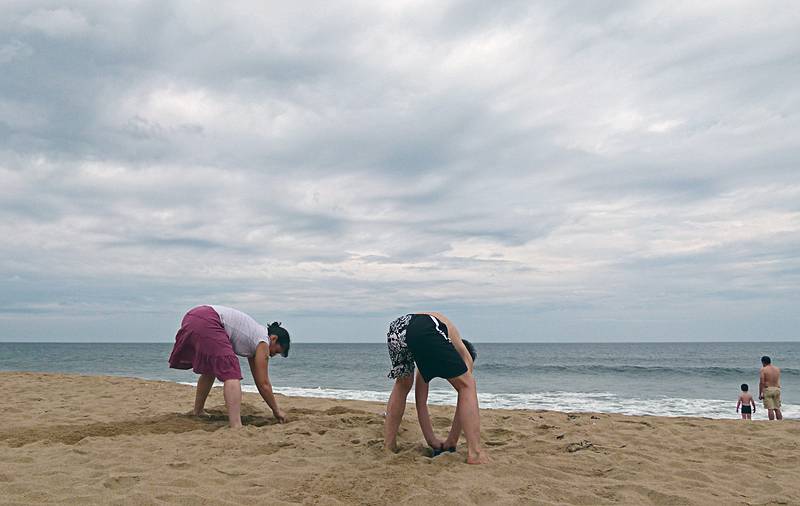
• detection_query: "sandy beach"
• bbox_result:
[1,372,799,505]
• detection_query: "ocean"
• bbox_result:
[1,342,797,420]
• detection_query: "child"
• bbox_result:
[736,383,756,420]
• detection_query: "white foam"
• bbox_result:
[182,382,797,420]
[232,384,799,420]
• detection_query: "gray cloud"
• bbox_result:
[1,1,798,342]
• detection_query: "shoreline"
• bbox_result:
[5,368,793,420]
[2,371,800,505]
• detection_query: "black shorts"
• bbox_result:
[741,405,752,415]
[387,314,467,384]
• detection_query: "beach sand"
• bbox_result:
[1,372,799,505]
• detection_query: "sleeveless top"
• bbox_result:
[209,305,269,357]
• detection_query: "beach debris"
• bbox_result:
[555,433,565,440]
[566,440,594,453]
[430,446,458,456]
[567,414,579,421]
[591,415,600,420]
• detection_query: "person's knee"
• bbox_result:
[448,371,475,392]
[222,379,241,396]
[395,375,414,393]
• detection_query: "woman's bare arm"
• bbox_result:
[248,342,286,422]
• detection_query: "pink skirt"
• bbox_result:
[168,306,243,381]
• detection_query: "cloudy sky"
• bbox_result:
[1,1,798,342]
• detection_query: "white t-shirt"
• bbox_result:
[209,305,269,358]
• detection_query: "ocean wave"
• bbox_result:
[476,363,800,377]
[232,384,799,420]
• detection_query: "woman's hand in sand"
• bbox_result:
[273,408,287,423]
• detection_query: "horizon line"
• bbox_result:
[1,340,798,344]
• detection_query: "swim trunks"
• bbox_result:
[763,386,781,410]
[386,314,468,383]
[741,405,752,415]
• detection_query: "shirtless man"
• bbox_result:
[759,356,782,421]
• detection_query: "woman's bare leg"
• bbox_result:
[194,374,215,416]
[223,379,243,428]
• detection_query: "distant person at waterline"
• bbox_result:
[759,356,782,421]
[168,305,290,428]
[736,383,756,420]
[416,339,477,456]
[383,312,488,464]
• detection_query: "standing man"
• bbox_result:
[759,355,782,421]
[383,312,488,464]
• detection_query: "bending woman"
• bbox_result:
[168,305,290,427]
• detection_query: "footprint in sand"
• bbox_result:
[103,475,140,490]
[166,478,197,489]
[485,427,517,440]
[565,440,594,453]
[325,406,364,416]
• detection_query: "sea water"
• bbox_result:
[1,342,797,419]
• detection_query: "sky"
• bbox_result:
[1,1,799,343]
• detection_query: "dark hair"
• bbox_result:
[462,339,477,362]
[761,355,771,365]
[741,383,749,392]
[268,322,290,357]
